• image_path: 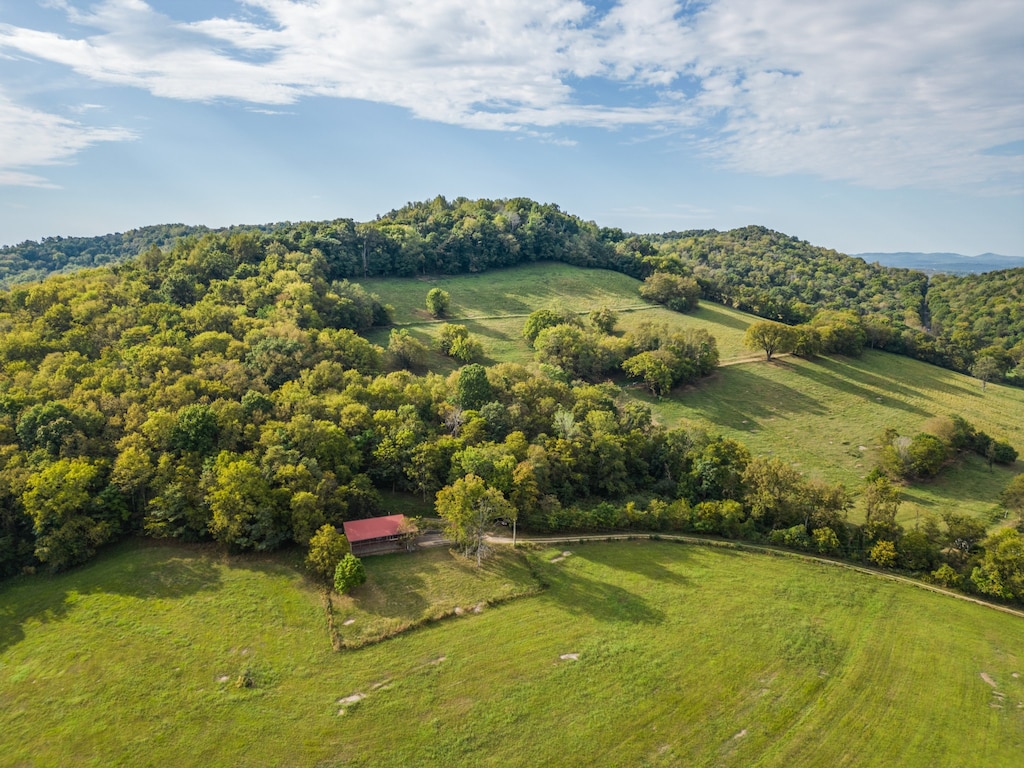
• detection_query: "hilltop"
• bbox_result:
[2,198,1022,386]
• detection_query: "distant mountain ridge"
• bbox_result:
[855,251,1024,274]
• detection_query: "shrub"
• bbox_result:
[906,433,947,478]
[589,307,618,334]
[812,526,841,555]
[868,540,898,568]
[769,524,811,551]
[930,562,962,588]
[992,441,1018,465]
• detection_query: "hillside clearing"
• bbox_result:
[363,263,1022,524]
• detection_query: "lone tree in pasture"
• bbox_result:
[438,323,482,363]
[1000,474,1024,526]
[426,288,451,318]
[436,473,514,566]
[744,320,796,361]
[334,553,367,595]
[970,356,1001,390]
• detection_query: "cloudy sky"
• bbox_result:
[1,0,1022,255]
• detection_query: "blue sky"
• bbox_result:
[1,0,1022,256]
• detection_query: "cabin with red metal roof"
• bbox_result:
[343,514,408,555]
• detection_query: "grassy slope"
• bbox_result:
[644,352,1023,524]
[362,263,752,368]
[364,263,1022,524]
[1,541,1020,767]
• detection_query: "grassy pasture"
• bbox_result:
[332,546,543,647]
[644,351,1024,523]
[362,263,1022,524]
[1,540,1021,767]
[361,263,751,369]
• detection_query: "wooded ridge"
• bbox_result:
[2,196,1021,385]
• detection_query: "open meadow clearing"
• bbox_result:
[1,540,1021,767]
[361,263,752,368]
[643,350,1024,524]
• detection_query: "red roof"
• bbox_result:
[343,514,406,543]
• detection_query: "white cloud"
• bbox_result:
[687,0,1024,188]
[0,0,1021,190]
[0,90,136,187]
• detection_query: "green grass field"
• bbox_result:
[361,263,752,369]
[332,546,543,647]
[642,351,1024,523]
[363,263,1022,525]
[1,540,1020,767]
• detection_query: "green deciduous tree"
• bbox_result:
[426,287,451,318]
[522,309,576,345]
[306,524,351,585]
[639,272,701,312]
[971,528,1024,601]
[868,540,898,568]
[110,444,155,519]
[898,528,939,571]
[16,402,79,455]
[589,307,618,334]
[171,403,219,455]
[970,356,1001,390]
[456,363,493,410]
[438,323,482,362]
[863,477,902,542]
[435,473,514,565]
[207,452,288,551]
[942,511,987,559]
[905,433,948,478]
[533,324,603,379]
[22,457,111,571]
[1001,474,1024,526]
[742,455,805,531]
[743,320,796,361]
[809,310,866,356]
[334,552,367,594]
[622,350,675,396]
[290,491,327,545]
[812,526,841,555]
[385,329,428,371]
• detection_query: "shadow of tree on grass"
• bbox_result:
[0,541,223,655]
[542,560,664,625]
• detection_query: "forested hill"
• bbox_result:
[0,197,1021,599]
[1,196,1021,382]
[0,224,209,288]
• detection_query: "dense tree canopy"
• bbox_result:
[4,198,1021,384]
[0,197,1020,604]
